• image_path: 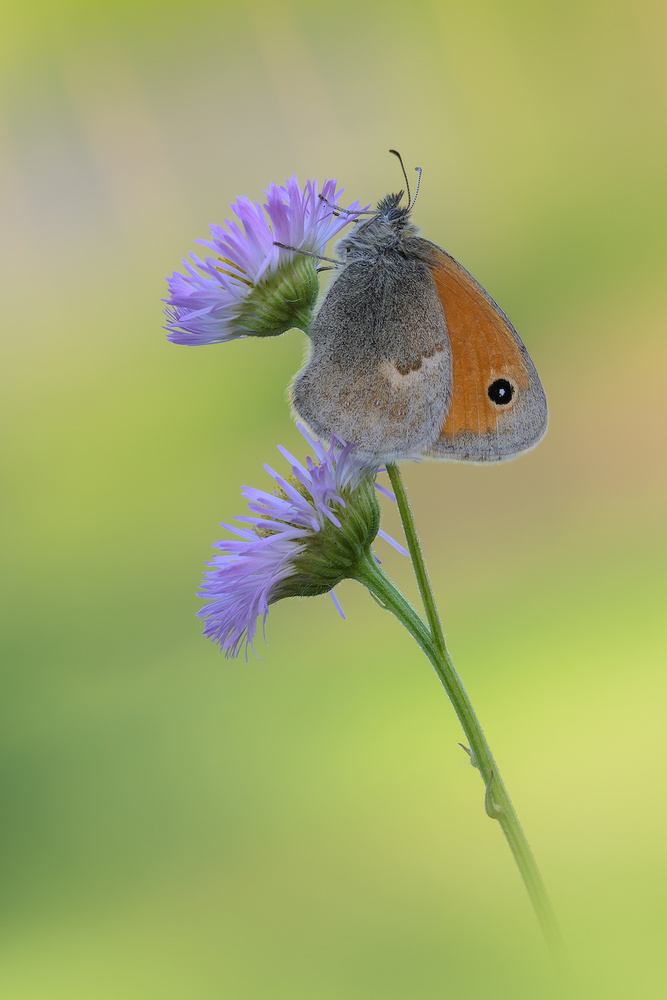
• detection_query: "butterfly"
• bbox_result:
[290,152,548,464]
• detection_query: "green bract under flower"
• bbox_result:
[232,256,320,339]
[269,469,380,602]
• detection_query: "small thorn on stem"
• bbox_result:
[459,743,479,769]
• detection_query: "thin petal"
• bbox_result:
[377,528,409,557]
[329,589,346,619]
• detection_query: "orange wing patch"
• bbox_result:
[429,253,530,440]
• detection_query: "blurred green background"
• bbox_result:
[2,1,666,997]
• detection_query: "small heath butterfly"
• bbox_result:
[291,152,548,463]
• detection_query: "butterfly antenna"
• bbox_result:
[388,149,411,207]
[273,241,341,265]
[409,166,423,211]
[317,194,374,217]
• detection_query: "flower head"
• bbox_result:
[198,427,382,658]
[165,176,363,345]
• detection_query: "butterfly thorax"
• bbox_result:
[336,192,421,262]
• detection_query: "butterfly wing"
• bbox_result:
[291,255,452,463]
[425,248,548,462]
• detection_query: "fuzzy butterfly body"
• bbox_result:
[291,189,548,464]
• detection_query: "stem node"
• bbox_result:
[484,771,503,820]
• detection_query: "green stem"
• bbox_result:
[358,464,563,961]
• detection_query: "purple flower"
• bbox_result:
[198,426,385,658]
[165,176,363,345]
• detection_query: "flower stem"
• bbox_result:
[356,464,563,962]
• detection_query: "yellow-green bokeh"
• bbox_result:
[2,1,666,997]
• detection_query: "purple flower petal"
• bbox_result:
[329,589,346,620]
[377,528,409,557]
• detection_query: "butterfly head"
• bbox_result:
[336,152,423,262]
[336,191,419,261]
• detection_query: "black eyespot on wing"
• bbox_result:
[487,379,514,405]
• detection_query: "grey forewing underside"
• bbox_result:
[291,254,452,462]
